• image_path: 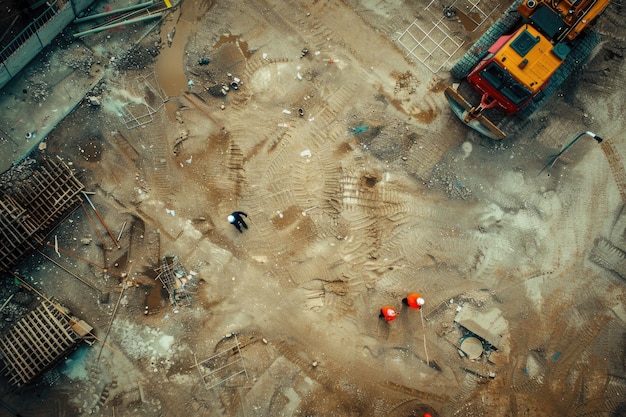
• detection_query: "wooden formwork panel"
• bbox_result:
[0,301,88,386]
[0,158,85,272]
[0,194,38,271]
[10,159,84,229]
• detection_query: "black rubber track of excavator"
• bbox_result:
[450,0,525,80]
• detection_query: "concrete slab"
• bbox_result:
[454,305,509,350]
[0,42,105,172]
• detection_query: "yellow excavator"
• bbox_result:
[445,0,611,139]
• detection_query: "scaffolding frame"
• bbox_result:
[122,72,166,129]
[192,334,249,390]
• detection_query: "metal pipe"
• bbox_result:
[97,281,126,363]
[73,1,155,23]
[81,201,110,251]
[0,294,14,314]
[82,192,121,248]
[37,249,102,294]
[73,12,162,38]
[538,131,603,175]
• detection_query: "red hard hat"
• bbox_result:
[423,414,433,417]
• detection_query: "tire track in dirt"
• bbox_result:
[248,0,311,41]
[130,111,173,203]
[313,83,360,128]
[272,337,427,416]
[601,140,626,203]
[226,140,245,199]
[590,237,626,279]
[505,308,613,412]
[340,0,406,40]
[406,129,457,182]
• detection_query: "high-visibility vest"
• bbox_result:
[407,293,425,309]
[381,306,398,321]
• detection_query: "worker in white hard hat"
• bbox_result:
[379,306,398,322]
[402,293,425,310]
[227,211,248,233]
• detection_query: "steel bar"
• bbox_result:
[117,221,127,243]
[82,192,121,249]
[36,249,102,293]
[80,201,109,250]
[73,13,163,38]
[97,284,125,363]
[0,294,14,313]
[73,1,155,23]
[420,308,430,366]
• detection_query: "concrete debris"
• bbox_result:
[155,255,198,307]
[167,27,176,47]
[454,305,508,351]
[87,96,101,107]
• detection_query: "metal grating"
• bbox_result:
[397,17,465,73]
[122,72,166,129]
[397,0,500,73]
[425,0,499,31]
[0,300,94,386]
[192,334,249,390]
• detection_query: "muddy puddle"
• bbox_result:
[213,33,253,59]
[145,281,168,313]
[156,0,213,120]
[455,9,481,31]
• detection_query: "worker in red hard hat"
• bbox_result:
[379,306,398,322]
[402,293,425,310]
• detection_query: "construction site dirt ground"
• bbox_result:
[1,0,626,416]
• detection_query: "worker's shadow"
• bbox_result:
[376,318,391,340]
[400,306,419,345]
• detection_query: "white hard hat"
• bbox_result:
[417,297,425,306]
[227,215,235,223]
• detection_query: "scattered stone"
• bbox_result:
[87,96,101,107]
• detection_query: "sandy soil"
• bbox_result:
[1,0,625,416]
